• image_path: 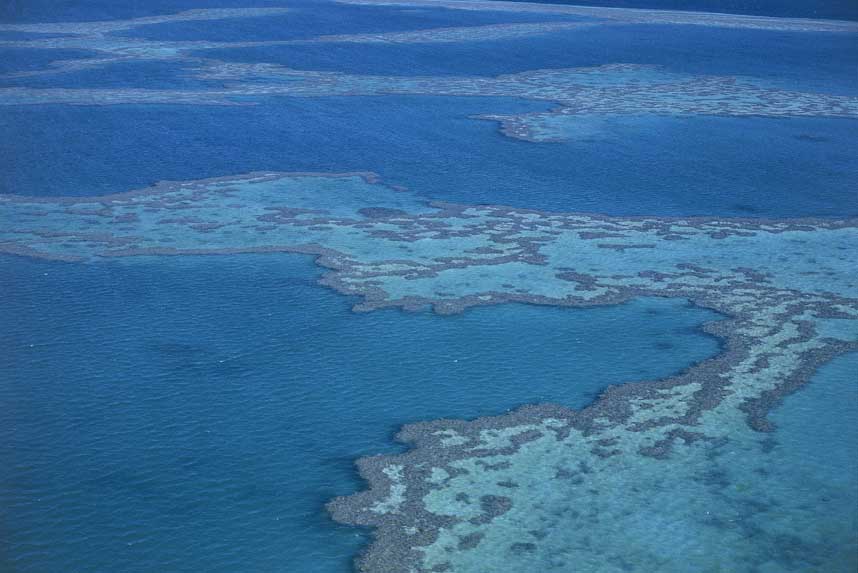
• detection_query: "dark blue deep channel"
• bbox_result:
[3,100,857,218]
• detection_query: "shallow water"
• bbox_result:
[1,253,722,572]
[411,353,858,573]
[1,0,855,571]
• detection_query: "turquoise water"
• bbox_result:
[1,253,722,572]
[768,353,858,549]
[1,0,856,571]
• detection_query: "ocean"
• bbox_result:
[1,1,856,571]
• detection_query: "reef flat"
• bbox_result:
[0,8,295,78]
[3,2,856,570]
[2,2,855,146]
[2,62,856,143]
[0,7,613,81]
[2,171,856,570]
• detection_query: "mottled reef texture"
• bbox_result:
[2,4,856,145]
[2,171,857,570]
[3,61,856,142]
[3,4,857,569]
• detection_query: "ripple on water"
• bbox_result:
[0,252,723,572]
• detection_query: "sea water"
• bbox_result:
[3,102,857,217]
[1,0,856,571]
[1,253,722,572]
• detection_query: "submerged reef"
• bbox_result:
[2,62,856,142]
[3,2,856,570]
[2,172,857,570]
[0,7,294,79]
[2,2,856,144]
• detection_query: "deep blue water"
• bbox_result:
[112,4,588,42]
[3,100,856,218]
[498,0,858,21]
[0,252,722,572]
[0,59,229,89]
[197,25,858,95]
[2,2,856,571]
[0,48,99,75]
[2,0,855,24]
[0,31,75,40]
[0,0,292,23]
